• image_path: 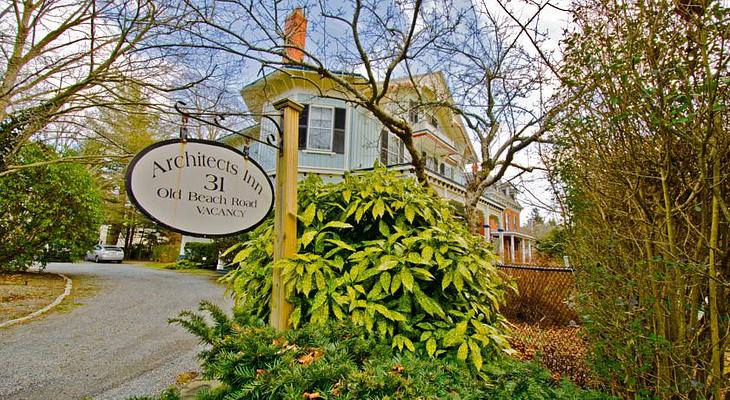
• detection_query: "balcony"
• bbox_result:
[410,119,457,158]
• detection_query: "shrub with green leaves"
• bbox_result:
[0,143,103,271]
[183,242,218,269]
[223,167,512,370]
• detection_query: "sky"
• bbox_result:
[229,0,575,225]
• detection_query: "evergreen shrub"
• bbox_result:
[223,167,512,370]
[165,301,614,400]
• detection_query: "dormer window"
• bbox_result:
[298,104,346,153]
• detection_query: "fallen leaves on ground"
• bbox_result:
[0,272,66,323]
[509,322,594,387]
[175,370,199,385]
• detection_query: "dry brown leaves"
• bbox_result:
[330,381,343,397]
[271,338,324,367]
[509,322,594,387]
[297,349,323,366]
[0,272,66,323]
[175,370,199,385]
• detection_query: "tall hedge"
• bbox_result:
[224,167,512,371]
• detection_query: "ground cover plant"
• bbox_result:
[223,167,512,370]
[163,301,613,400]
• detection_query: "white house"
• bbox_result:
[215,9,534,264]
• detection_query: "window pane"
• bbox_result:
[309,127,331,150]
[308,107,333,150]
[298,105,309,149]
[385,132,403,164]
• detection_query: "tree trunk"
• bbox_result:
[124,225,134,255]
[464,191,482,236]
[106,223,122,245]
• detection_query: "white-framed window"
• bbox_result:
[307,106,334,151]
[380,130,404,165]
[443,164,454,180]
[298,104,346,154]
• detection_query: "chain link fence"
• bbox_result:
[497,265,579,326]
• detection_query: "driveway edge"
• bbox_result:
[0,273,73,328]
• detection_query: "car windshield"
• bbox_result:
[103,246,123,251]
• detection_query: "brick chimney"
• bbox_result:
[283,8,307,63]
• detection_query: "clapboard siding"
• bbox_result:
[348,107,381,170]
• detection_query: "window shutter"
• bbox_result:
[333,108,346,154]
[298,104,309,149]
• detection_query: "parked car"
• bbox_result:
[85,245,124,263]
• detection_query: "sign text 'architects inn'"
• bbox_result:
[126,139,274,237]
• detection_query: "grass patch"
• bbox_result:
[130,261,222,278]
[0,271,66,323]
[53,274,99,314]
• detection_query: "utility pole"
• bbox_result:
[270,98,303,331]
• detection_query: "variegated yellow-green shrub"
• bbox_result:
[223,166,513,371]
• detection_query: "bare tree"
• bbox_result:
[405,0,577,233]
[160,0,570,232]
[0,0,172,173]
[548,0,729,396]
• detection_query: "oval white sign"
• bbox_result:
[125,139,274,237]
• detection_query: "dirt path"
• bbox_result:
[0,262,233,399]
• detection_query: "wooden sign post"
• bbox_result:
[270,98,304,331]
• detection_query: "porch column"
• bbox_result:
[499,231,505,264]
[510,235,515,264]
[521,238,526,264]
[528,241,532,263]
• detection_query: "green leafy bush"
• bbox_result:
[184,242,218,269]
[152,243,180,263]
[0,143,102,271]
[224,167,512,370]
[165,301,613,400]
[165,259,200,270]
[535,227,568,260]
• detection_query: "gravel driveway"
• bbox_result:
[0,262,233,399]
